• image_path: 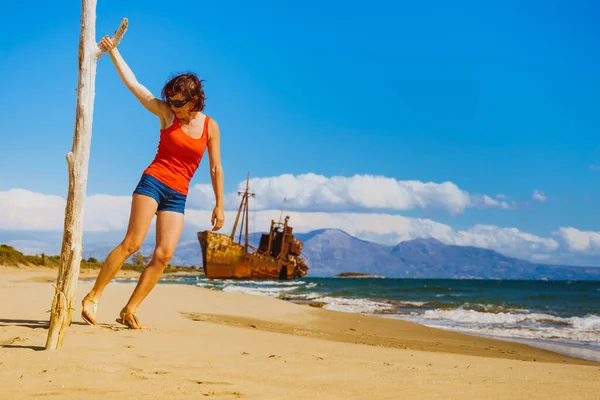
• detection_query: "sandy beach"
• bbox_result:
[0,266,598,399]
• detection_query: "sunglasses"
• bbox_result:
[167,97,191,108]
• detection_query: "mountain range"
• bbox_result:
[2,229,599,280]
[294,229,600,280]
[85,228,600,280]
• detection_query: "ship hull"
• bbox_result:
[198,231,308,280]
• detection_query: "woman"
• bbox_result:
[81,36,225,329]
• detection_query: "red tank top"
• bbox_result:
[143,115,210,196]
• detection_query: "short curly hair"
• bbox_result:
[161,72,206,112]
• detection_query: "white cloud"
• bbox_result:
[496,194,508,200]
[555,227,600,253]
[184,210,559,261]
[189,173,512,215]
[0,187,588,264]
[85,194,133,231]
[481,195,511,209]
[533,190,548,203]
[0,184,600,262]
[0,189,66,230]
[462,225,559,254]
[0,189,131,232]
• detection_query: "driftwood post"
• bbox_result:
[45,0,127,350]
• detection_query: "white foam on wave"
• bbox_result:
[111,278,139,284]
[570,315,600,330]
[421,308,600,334]
[205,279,310,287]
[423,309,562,325]
[159,277,188,282]
[461,303,530,314]
[283,292,326,300]
[320,296,395,314]
[195,282,222,290]
[399,301,428,307]
[222,284,300,297]
[420,322,600,343]
[193,278,319,298]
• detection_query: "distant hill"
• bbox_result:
[2,228,599,280]
[296,229,399,277]
[298,229,600,280]
[160,228,600,280]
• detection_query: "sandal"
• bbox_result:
[117,308,144,330]
[81,294,99,325]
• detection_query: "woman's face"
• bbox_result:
[167,93,194,118]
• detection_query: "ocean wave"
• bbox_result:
[195,282,223,290]
[397,301,429,307]
[222,284,301,297]
[319,296,395,314]
[281,292,328,300]
[185,278,600,348]
[202,279,313,287]
[460,303,530,314]
[390,301,528,313]
[420,308,600,334]
[423,308,553,325]
[570,315,600,330]
[421,323,600,344]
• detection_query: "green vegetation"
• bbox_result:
[0,244,61,267]
[0,244,199,274]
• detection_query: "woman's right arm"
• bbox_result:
[99,37,171,122]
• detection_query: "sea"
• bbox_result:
[154,276,600,362]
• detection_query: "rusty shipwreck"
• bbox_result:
[197,174,309,280]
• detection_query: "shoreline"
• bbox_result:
[79,270,600,363]
[283,299,600,362]
[165,275,600,363]
[311,302,600,363]
[3,265,597,365]
[209,283,600,363]
[1,265,599,399]
[469,334,600,363]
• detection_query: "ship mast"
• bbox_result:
[278,196,287,224]
[230,171,255,251]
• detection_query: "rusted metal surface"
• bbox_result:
[198,231,308,280]
[197,173,308,280]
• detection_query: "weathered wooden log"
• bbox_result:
[45,0,127,350]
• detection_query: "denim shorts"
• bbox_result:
[133,174,187,214]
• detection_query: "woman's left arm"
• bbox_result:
[208,118,225,231]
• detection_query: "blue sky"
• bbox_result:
[1,1,600,265]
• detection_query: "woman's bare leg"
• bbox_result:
[122,210,184,317]
[83,194,158,312]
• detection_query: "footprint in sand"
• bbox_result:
[103,325,125,332]
[0,336,27,346]
[129,371,149,381]
[200,390,242,398]
[128,368,170,380]
[192,381,241,397]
